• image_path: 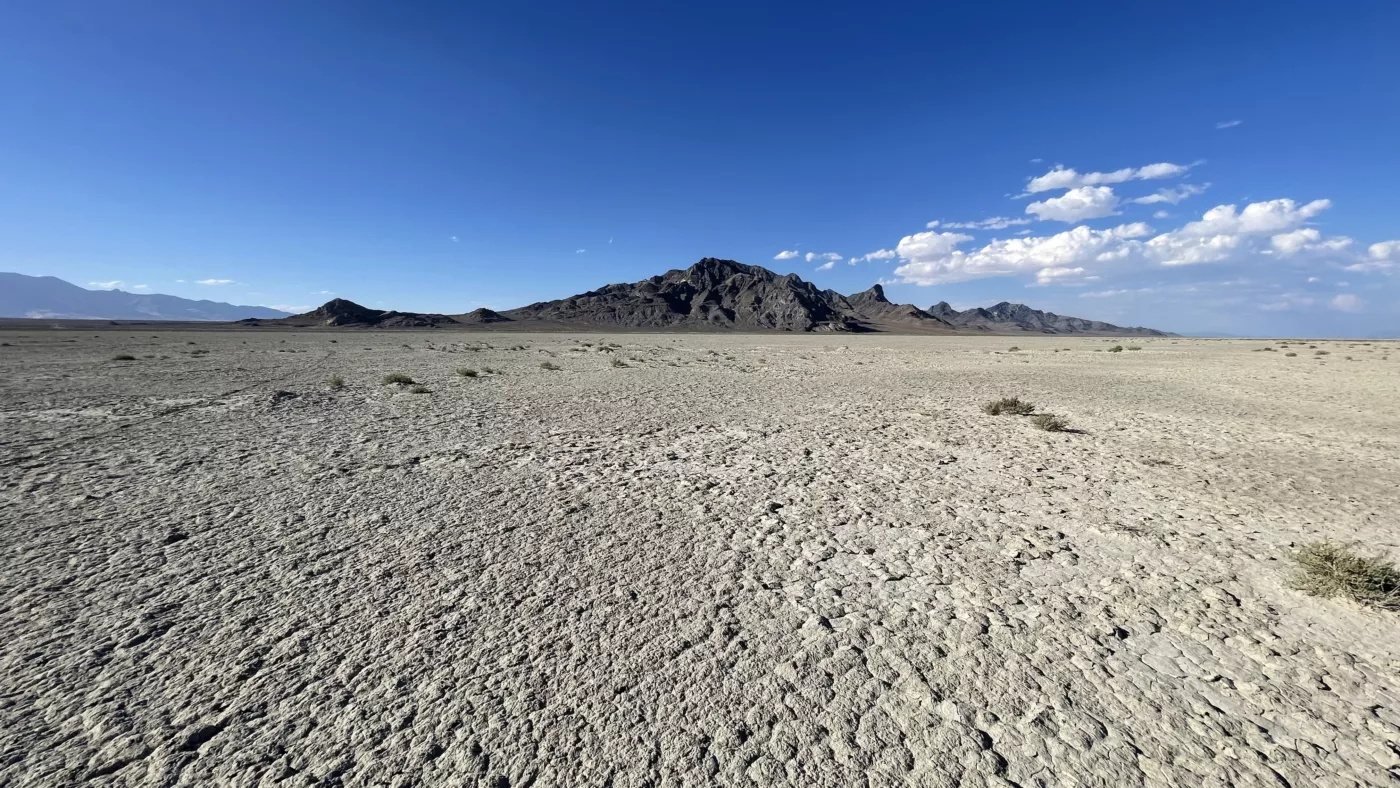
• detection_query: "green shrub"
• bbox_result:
[1285,352,1297,357]
[1291,541,1400,611]
[382,372,415,385]
[1031,413,1069,432]
[1107,345,1124,353]
[982,397,1035,416]
[1315,350,1329,356]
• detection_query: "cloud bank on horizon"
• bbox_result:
[785,158,1396,321]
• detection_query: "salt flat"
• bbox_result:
[1,330,1398,787]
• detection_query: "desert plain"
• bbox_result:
[1,328,1398,787]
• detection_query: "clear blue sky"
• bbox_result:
[2,1,1397,336]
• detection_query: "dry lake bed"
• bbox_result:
[1,329,1398,787]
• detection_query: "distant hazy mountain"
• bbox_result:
[929,300,1173,336]
[0,273,291,321]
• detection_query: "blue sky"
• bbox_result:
[2,1,1397,336]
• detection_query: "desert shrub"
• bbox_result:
[1285,352,1297,357]
[1127,346,1141,351]
[611,357,627,368]
[1031,413,1069,432]
[1007,346,1020,352]
[540,361,560,371]
[456,367,479,378]
[382,372,415,385]
[982,397,1035,416]
[1262,347,1276,352]
[408,385,430,394]
[112,354,136,361]
[1291,541,1400,611]
[1315,350,1329,356]
[1107,345,1124,353]
[481,367,496,374]
[328,375,345,389]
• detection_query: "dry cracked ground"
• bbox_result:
[1,329,1399,787]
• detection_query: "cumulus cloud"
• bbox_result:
[805,252,842,263]
[773,250,800,260]
[1330,293,1362,312]
[1023,162,1193,194]
[1216,120,1243,129]
[892,224,1148,285]
[814,260,835,271]
[575,249,586,254]
[195,278,234,285]
[1033,266,1098,285]
[1130,183,1210,205]
[88,280,124,290]
[1270,228,1352,257]
[1026,186,1121,223]
[1147,199,1334,266]
[1347,241,1400,271]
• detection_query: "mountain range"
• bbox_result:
[0,273,291,321]
[255,258,1172,335]
[3,263,1171,335]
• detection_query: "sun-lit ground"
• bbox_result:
[2,329,1398,786]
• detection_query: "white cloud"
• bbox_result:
[451,236,459,242]
[1330,293,1362,312]
[195,278,234,285]
[1080,287,1157,299]
[939,216,1034,230]
[1026,186,1121,223]
[1130,183,1209,205]
[1152,210,1172,219]
[1259,293,1316,312]
[88,280,123,290]
[1146,199,1334,266]
[1216,120,1243,129]
[856,249,897,262]
[1307,277,1320,283]
[269,304,313,313]
[310,289,335,295]
[804,252,842,262]
[575,249,586,254]
[1348,240,1400,271]
[1270,228,1352,257]
[1033,266,1099,285]
[1029,158,1042,163]
[132,284,149,290]
[1023,162,1193,194]
[814,260,835,271]
[892,224,1148,285]
[774,250,800,260]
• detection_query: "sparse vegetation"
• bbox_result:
[1291,541,1400,611]
[982,397,1035,416]
[611,357,627,368]
[1031,413,1070,432]
[1315,350,1330,356]
[1007,346,1020,352]
[1127,346,1141,351]
[112,354,137,361]
[1107,345,1124,353]
[540,361,560,371]
[456,367,479,378]
[382,372,415,385]
[328,375,345,390]
[1285,352,1298,357]
[408,384,430,395]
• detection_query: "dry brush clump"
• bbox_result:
[382,372,415,385]
[1031,413,1070,432]
[1291,541,1400,611]
[539,361,561,371]
[112,354,137,361]
[1107,345,1124,353]
[982,397,1035,416]
[456,367,479,378]
[327,375,346,390]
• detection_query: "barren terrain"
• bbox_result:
[2,329,1398,787]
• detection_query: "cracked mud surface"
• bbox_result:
[2,330,1398,787]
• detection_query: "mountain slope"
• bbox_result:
[255,299,459,328]
[502,258,951,332]
[929,300,1172,336]
[0,273,291,321]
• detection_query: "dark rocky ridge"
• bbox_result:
[930,300,1171,336]
[262,259,1172,335]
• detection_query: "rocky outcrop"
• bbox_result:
[275,299,458,328]
[928,301,1172,336]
